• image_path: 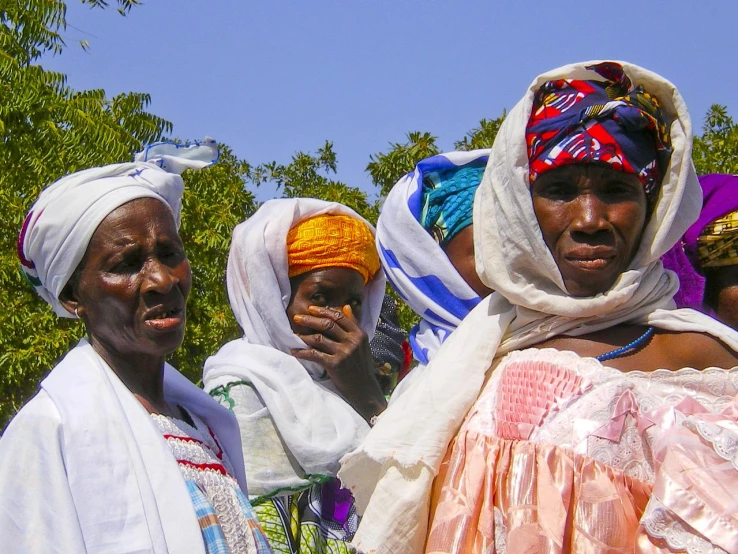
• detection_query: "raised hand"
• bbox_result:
[291,305,386,423]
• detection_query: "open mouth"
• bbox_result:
[144,306,184,330]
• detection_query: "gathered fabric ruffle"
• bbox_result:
[427,432,652,554]
[422,348,738,554]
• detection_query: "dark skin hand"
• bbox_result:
[287,268,387,423]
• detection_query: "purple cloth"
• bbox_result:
[662,174,738,310]
[661,244,706,311]
[683,174,738,266]
[320,478,354,529]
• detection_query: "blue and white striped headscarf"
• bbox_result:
[376,150,489,365]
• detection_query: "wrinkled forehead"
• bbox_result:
[75,197,180,276]
[89,197,176,241]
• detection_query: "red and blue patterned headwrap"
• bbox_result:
[526,62,672,205]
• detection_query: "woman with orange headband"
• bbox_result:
[203,198,386,553]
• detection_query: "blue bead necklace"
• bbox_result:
[596,326,655,362]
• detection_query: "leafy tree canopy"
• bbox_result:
[366,131,440,199]
[2,1,737,431]
[249,140,377,224]
[693,104,738,175]
[0,0,255,427]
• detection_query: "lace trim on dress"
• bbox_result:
[687,419,738,472]
[493,507,507,554]
[498,348,738,383]
[642,499,728,554]
[475,349,738,483]
[151,412,257,554]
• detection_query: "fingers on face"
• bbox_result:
[298,331,340,354]
[309,305,358,327]
[292,315,347,342]
[293,305,357,339]
[291,347,331,366]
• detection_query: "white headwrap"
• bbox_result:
[339,61,738,554]
[203,198,386,481]
[376,150,489,366]
[18,139,218,317]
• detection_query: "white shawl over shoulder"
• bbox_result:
[0,339,246,554]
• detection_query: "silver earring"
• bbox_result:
[74,307,80,319]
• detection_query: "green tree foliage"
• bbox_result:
[171,147,257,383]
[366,131,440,198]
[250,140,377,223]
[0,1,257,428]
[365,113,506,202]
[693,105,738,175]
[0,0,173,428]
[454,113,506,151]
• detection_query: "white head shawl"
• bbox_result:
[203,198,386,480]
[376,150,489,366]
[339,61,738,554]
[18,139,218,317]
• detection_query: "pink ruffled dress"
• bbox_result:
[426,348,738,554]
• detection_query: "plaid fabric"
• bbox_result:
[234,486,274,553]
[698,209,738,268]
[186,480,230,554]
[369,296,406,373]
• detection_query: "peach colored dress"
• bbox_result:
[426,348,738,554]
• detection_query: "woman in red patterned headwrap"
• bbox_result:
[341,62,738,554]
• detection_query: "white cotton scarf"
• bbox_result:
[37,339,245,553]
[18,138,218,317]
[339,61,738,554]
[376,150,489,367]
[203,198,386,488]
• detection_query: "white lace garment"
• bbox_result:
[151,411,259,554]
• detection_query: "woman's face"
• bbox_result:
[63,197,192,361]
[442,225,494,298]
[531,164,648,297]
[287,267,365,334]
[705,265,738,330]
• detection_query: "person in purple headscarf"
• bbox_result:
[662,174,738,328]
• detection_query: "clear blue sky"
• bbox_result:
[45,1,738,200]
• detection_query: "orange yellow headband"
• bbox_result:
[286,214,381,284]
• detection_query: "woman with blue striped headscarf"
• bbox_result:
[376,149,491,382]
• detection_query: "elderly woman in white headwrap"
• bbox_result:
[0,141,272,554]
[340,62,738,554]
[203,198,386,553]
